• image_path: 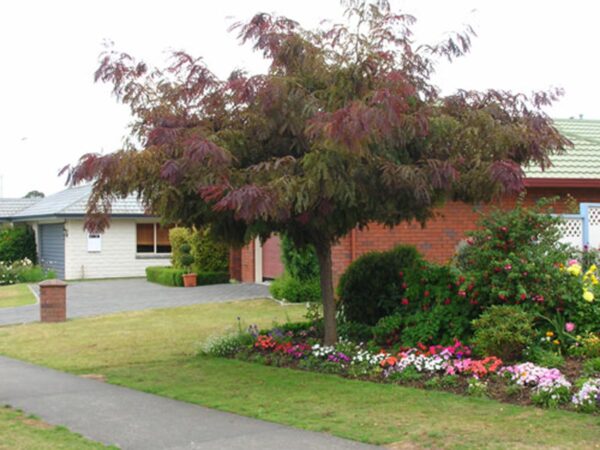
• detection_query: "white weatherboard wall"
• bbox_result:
[64,219,169,280]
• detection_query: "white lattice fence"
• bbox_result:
[587,205,600,249]
[556,216,584,248]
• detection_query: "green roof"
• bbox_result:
[524,119,600,179]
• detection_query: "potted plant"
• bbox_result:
[179,243,197,288]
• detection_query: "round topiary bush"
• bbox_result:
[337,245,421,326]
[471,305,536,361]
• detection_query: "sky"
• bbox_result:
[0,0,599,198]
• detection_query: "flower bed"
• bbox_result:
[211,324,600,414]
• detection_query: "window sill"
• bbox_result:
[135,253,172,260]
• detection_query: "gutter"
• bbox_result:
[524,178,600,188]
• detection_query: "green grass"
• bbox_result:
[0,284,36,308]
[1,300,599,449]
[0,405,115,449]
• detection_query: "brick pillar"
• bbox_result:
[39,279,67,323]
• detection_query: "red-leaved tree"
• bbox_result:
[63,1,570,344]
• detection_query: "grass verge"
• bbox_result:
[0,284,36,308]
[0,405,115,449]
[0,299,599,449]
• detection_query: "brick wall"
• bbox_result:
[231,187,600,284]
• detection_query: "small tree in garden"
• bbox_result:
[63,1,569,344]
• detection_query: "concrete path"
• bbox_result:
[0,356,376,450]
[0,279,270,326]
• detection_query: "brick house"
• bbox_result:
[230,118,600,285]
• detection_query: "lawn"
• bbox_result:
[0,406,115,450]
[0,284,36,308]
[1,299,599,449]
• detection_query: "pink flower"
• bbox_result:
[504,264,512,271]
[458,290,466,297]
[568,259,579,267]
[565,322,576,333]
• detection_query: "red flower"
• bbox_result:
[424,290,430,298]
[401,298,409,305]
[402,282,408,289]
[458,290,466,297]
[444,298,451,305]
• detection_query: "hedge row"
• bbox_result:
[145,266,229,287]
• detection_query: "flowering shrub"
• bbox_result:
[571,378,600,413]
[0,258,55,286]
[456,198,575,314]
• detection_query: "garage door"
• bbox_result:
[39,224,65,279]
[262,235,285,280]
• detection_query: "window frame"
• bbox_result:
[136,223,171,255]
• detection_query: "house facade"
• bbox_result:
[230,118,600,285]
[0,185,170,280]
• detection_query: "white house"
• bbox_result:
[0,185,170,280]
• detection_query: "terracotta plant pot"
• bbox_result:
[182,273,197,288]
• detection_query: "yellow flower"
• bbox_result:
[553,339,560,345]
[583,290,595,302]
[589,264,597,273]
[567,264,582,276]
[546,331,554,337]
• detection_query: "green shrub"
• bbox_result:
[472,305,536,361]
[169,227,191,268]
[178,243,194,271]
[398,262,476,345]
[372,314,404,346]
[527,347,565,369]
[170,226,229,272]
[269,274,321,303]
[15,265,56,283]
[0,226,36,263]
[190,227,229,272]
[467,378,488,397]
[531,387,571,409]
[195,271,230,285]
[583,357,600,376]
[0,258,54,286]
[280,234,319,281]
[146,266,229,287]
[337,321,373,343]
[146,266,186,287]
[338,245,421,326]
[456,198,580,317]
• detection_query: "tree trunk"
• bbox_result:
[315,240,337,345]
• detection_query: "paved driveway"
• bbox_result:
[0,279,270,326]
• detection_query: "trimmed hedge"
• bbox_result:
[196,270,230,285]
[146,266,229,287]
[146,266,186,287]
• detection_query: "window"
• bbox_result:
[136,223,171,254]
[87,233,102,252]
